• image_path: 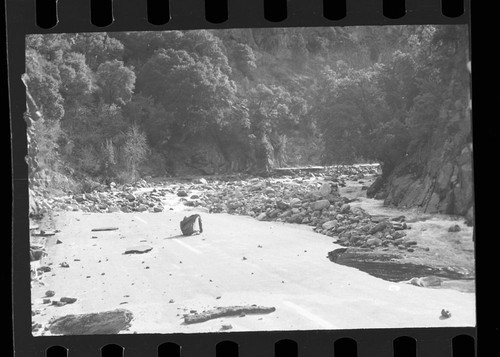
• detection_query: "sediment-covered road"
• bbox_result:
[31,205,475,335]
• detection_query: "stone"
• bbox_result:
[124,245,153,254]
[256,212,267,221]
[153,206,163,212]
[288,214,303,224]
[125,193,136,201]
[311,199,330,211]
[448,224,461,232]
[392,222,407,230]
[60,297,77,304]
[340,204,351,214]
[290,198,302,207]
[48,309,133,335]
[74,194,85,202]
[322,220,338,230]
[30,248,44,262]
[366,237,382,247]
[52,301,67,307]
[404,240,418,246]
[319,183,332,197]
[276,200,290,210]
[177,190,188,197]
[368,221,389,234]
[392,231,407,239]
[440,309,451,319]
[264,187,275,195]
[45,290,55,297]
[408,276,442,287]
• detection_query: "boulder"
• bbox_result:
[392,231,407,239]
[290,198,302,207]
[276,200,290,210]
[48,309,133,335]
[322,220,338,230]
[319,183,332,197]
[311,199,330,211]
[366,237,382,247]
[256,212,267,221]
[368,221,390,234]
[340,204,351,214]
[264,187,275,195]
[125,193,136,201]
[60,297,77,304]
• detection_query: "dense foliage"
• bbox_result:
[25,25,469,187]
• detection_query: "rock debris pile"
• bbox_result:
[35,179,166,214]
[29,165,421,251]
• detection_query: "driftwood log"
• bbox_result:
[184,305,276,324]
[91,227,119,232]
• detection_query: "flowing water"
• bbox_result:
[337,175,475,291]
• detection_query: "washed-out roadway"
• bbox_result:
[31,207,475,335]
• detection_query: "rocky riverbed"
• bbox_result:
[30,163,475,297]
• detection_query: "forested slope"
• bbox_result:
[24,25,472,218]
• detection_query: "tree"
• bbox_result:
[25,47,65,122]
[121,125,149,181]
[232,43,257,77]
[137,47,236,141]
[58,52,94,104]
[70,33,124,70]
[247,84,307,169]
[96,60,136,106]
[122,94,172,148]
[316,65,387,164]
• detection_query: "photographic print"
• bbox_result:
[26,25,474,336]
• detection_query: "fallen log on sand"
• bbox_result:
[91,227,119,231]
[184,305,276,324]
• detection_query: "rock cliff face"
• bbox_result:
[368,97,473,223]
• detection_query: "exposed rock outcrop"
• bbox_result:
[368,65,473,224]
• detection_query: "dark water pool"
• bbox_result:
[328,248,471,282]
